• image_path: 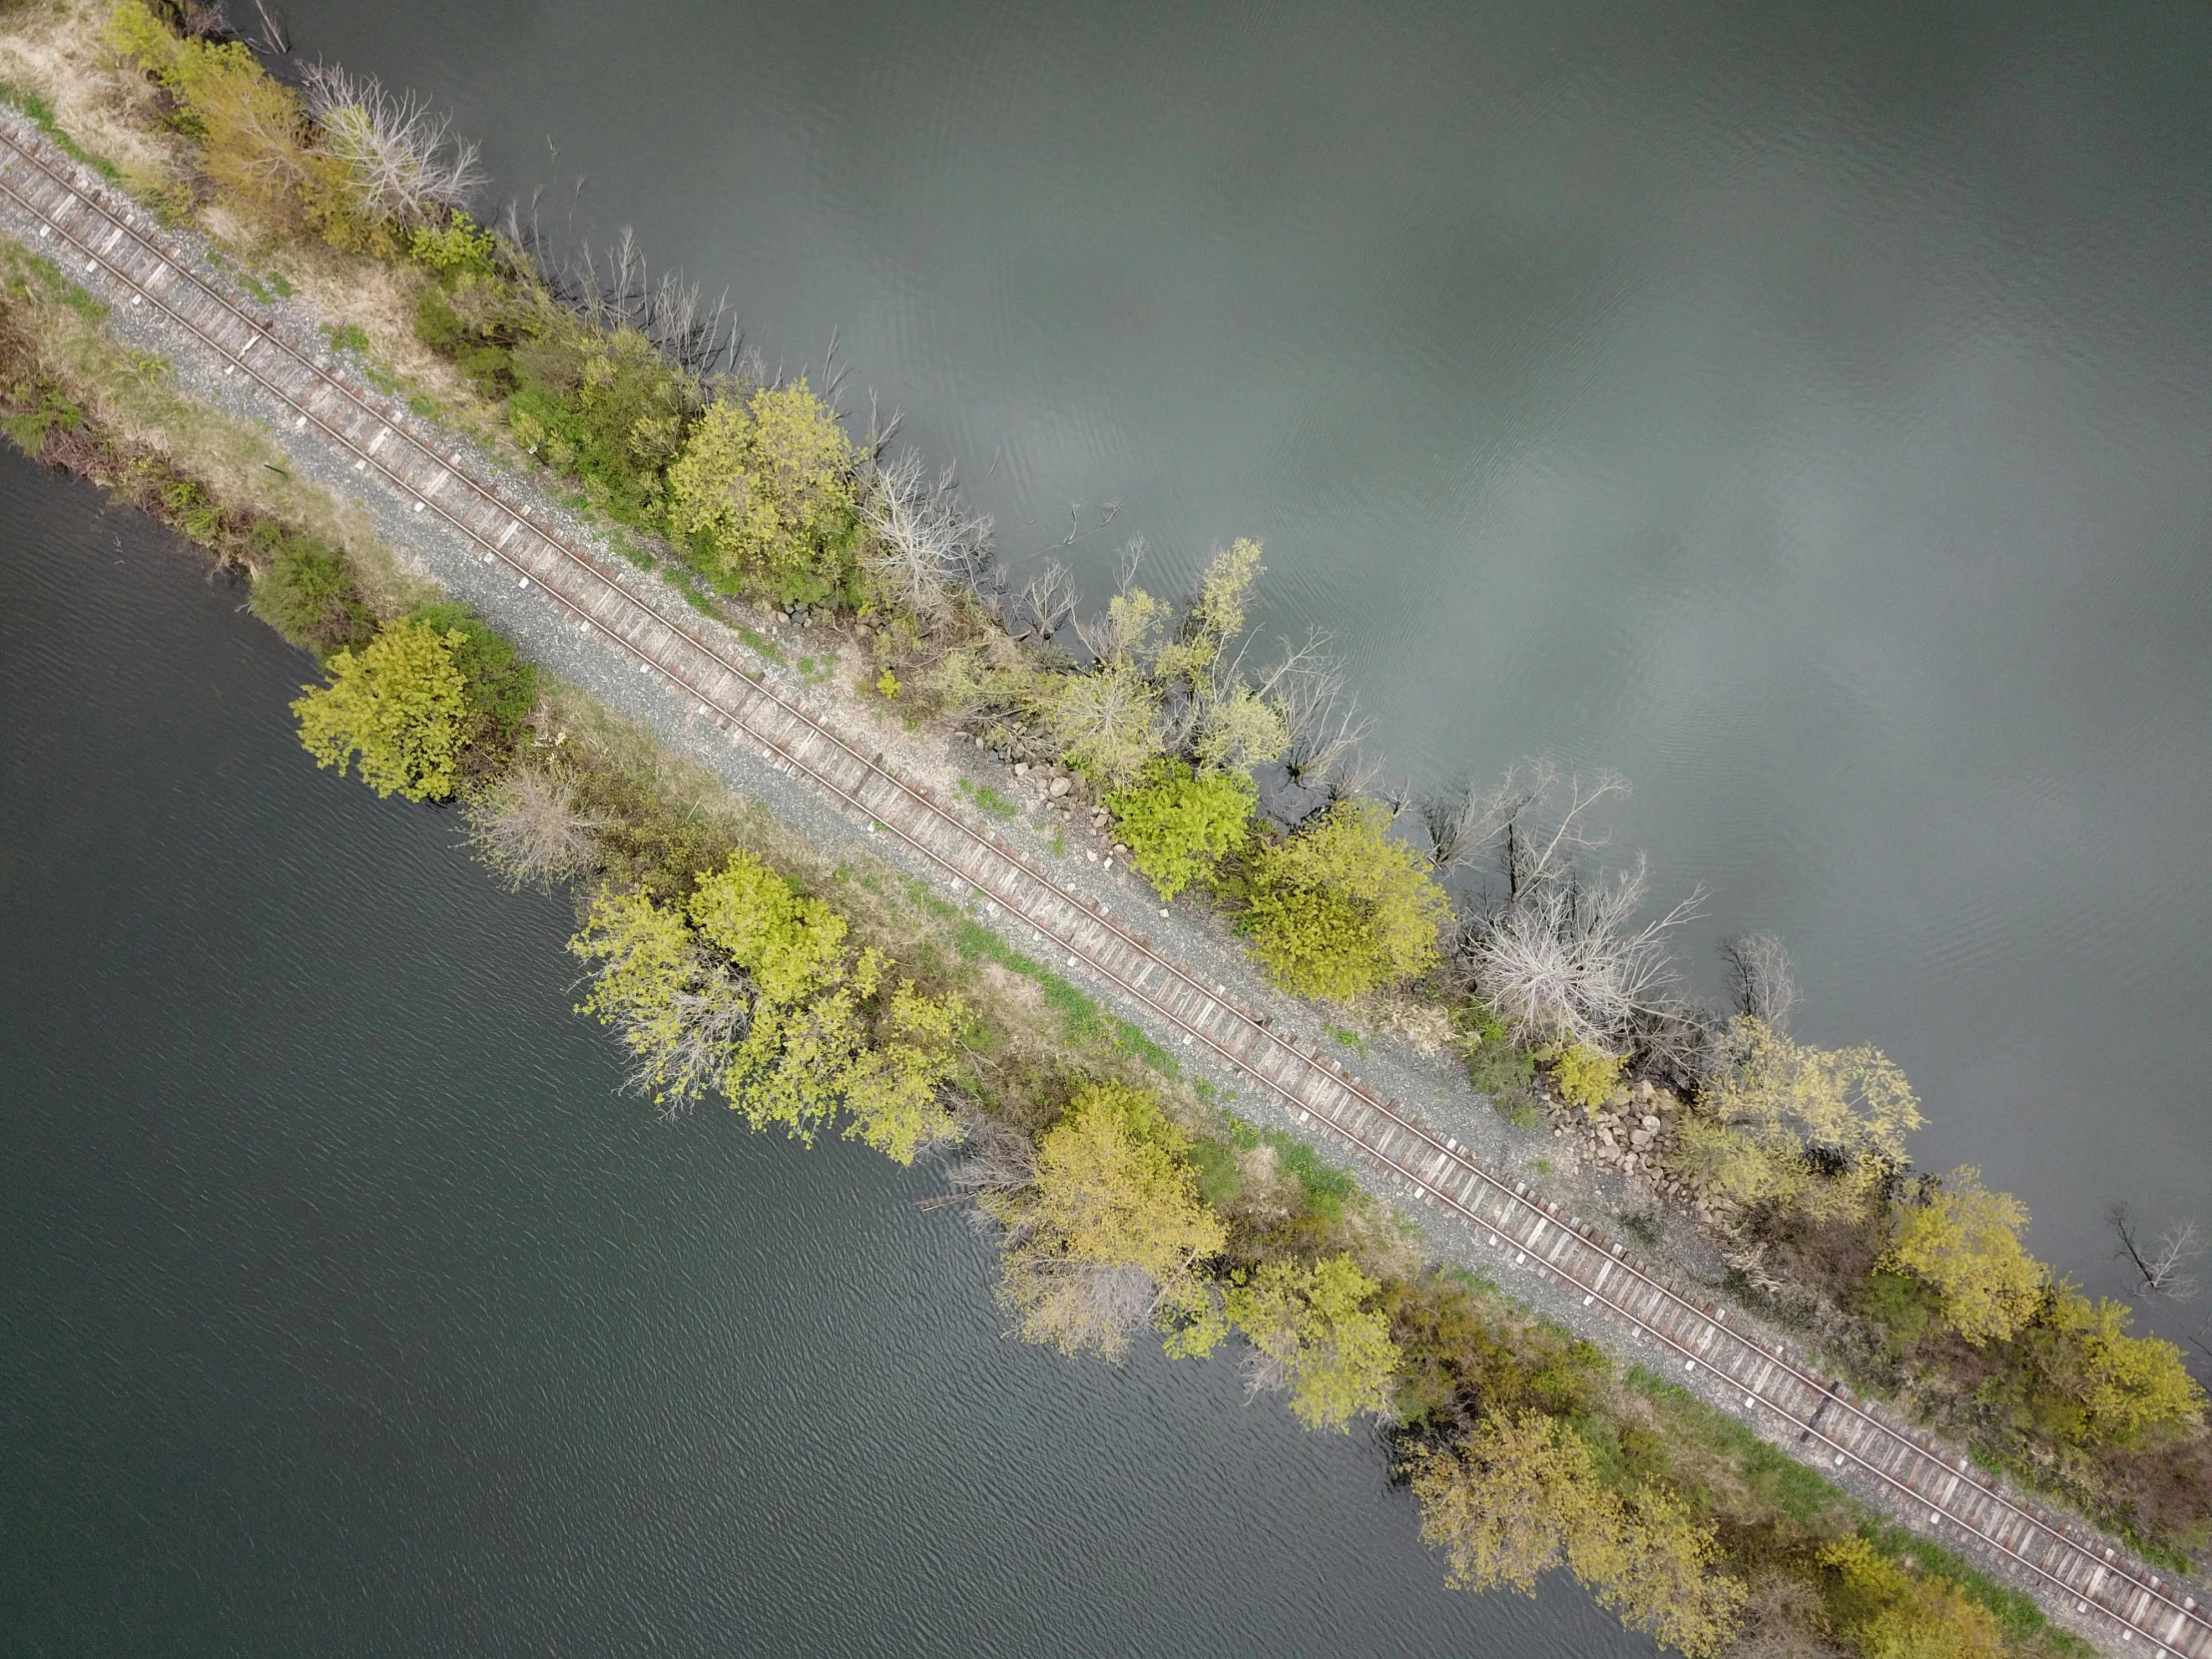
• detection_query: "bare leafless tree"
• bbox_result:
[249,0,289,54]
[859,446,994,615]
[1722,933,1798,1032]
[153,0,232,39]
[945,1118,1034,1203]
[465,770,603,888]
[2110,1204,2203,1302]
[301,63,483,226]
[548,226,741,378]
[1417,781,1482,870]
[1254,630,1370,785]
[639,966,752,1118]
[1015,561,1078,641]
[1458,856,1708,1071]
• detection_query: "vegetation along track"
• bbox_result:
[3,116,2201,1656]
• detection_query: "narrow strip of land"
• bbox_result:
[3,114,2198,1657]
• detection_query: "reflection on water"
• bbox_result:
[276,0,2212,1312]
[0,452,1649,1653]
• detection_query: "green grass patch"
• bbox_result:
[956,779,1019,821]
[322,321,369,356]
[1226,1116,1357,1225]
[1324,1021,1367,1056]
[1624,1366,1858,1531]
[16,255,107,320]
[1048,830,1066,858]
[0,81,122,181]
[736,624,788,668]
[948,912,1177,1078]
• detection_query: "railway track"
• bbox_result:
[3,112,2200,1655]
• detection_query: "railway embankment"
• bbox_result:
[3,100,2208,1659]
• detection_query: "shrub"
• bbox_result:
[1104,759,1255,898]
[1541,1039,1622,1112]
[408,214,498,276]
[1224,1254,1398,1431]
[666,380,858,603]
[247,524,370,653]
[105,2,323,230]
[982,1080,1227,1361]
[1881,1167,2043,1347]
[409,601,535,750]
[290,616,469,801]
[1242,800,1449,999]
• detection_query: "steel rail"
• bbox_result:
[4,117,2200,1656]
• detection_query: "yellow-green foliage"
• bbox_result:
[1818,1535,2005,1659]
[1104,759,1255,898]
[985,1080,1228,1360]
[1882,1167,2044,1347]
[1405,1409,1745,1658]
[290,616,468,801]
[408,215,498,276]
[1542,1039,1623,1112]
[1045,663,1163,788]
[1678,1016,1925,1220]
[103,2,346,236]
[1223,1254,1398,1431]
[508,325,699,525]
[666,380,858,603]
[2024,1287,2206,1445]
[1243,799,1450,999]
[568,851,966,1163]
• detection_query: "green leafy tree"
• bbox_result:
[291,617,469,801]
[410,601,536,748]
[1817,1536,2005,1659]
[1882,1166,2044,1347]
[1675,1016,1925,1221]
[1406,1409,1744,1658]
[689,851,963,1162]
[1224,1254,1398,1431]
[986,1080,1228,1360]
[570,882,731,1105]
[1243,800,1450,999]
[570,852,964,1160]
[1105,759,1256,898]
[2025,1288,2206,1445]
[666,380,858,603]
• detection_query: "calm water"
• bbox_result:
[276,0,2212,1316]
[0,454,1650,1652]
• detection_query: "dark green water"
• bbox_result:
[0,453,1646,1653]
[276,0,2212,1316]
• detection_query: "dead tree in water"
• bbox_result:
[2110,1204,2203,1302]
[1014,562,1077,642]
[860,448,994,617]
[1722,933,1798,1032]
[1446,760,1710,1078]
[301,64,483,226]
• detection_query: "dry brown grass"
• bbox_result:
[0,0,176,190]
[0,238,419,611]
